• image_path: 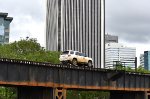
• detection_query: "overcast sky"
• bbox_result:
[0,0,46,47]
[106,0,150,43]
[106,0,150,55]
[0,0,150,64]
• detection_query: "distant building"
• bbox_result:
[105,34,118,43]
[105,43,136,69]
[144,51,150,70]
[0,12,13,44]
[140,54,144,68]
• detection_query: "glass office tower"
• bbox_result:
[46,0,105,68]
[144,51,150,70]
[0,13,13,44]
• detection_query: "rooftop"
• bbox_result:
[0,12,8,18]
[5,17,13,22]
[0,12,13,22]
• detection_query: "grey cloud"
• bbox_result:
[0,0,45,45]
[106,0,150,44]
[0,0,45,22]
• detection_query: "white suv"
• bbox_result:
[59,50,93,67]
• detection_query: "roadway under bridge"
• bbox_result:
[0,58,150,99]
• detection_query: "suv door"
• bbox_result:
[78,53,86,63]
[81,53,87,63]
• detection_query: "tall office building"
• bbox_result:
[46,0,105,67]
[105,43,136,69]
[0,12,13,44]
[144,51,150,70]
[105,34,118,43]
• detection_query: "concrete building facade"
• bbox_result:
[0,12,13,44]
[105,43,136,69]
[46,0,105,67]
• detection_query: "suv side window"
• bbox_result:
[62,51,69,55]
[79,53,83,56]
[70,51,74,54]
[80,53,86,57]
[75,52,79,55]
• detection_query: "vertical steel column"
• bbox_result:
[145,91,150,99]
[54,88,66,99]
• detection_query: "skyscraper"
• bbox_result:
[0,12,13,44]
[46,0,105,68]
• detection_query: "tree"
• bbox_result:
[0,38,60,63]
[125,66,134,72]
[0,87,17,99]
[137,65,150,73]
[67,90,110,99]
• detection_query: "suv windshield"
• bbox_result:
[62,51,69,55]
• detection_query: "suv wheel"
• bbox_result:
[72,58,77,66]
[88,61,92,67]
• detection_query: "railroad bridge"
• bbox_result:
[0,58,150,99]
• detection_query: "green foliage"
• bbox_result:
[0,38,60,64]
[113,63,150,74]
[0,87,17,99]
[124,66,134,72]
[137,65,150,73]
[67,90,110,99]
[115,65,124,70]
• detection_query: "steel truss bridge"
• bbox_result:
[0,58,150,99]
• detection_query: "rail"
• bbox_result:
[0,58,149,76]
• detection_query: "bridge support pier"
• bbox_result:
[110,91,147,99]
[54,88,66,99]
[145,91,150,99]
[18,87,66,99]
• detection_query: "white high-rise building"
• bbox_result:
[105,43,136,69]
[140,54,144,67]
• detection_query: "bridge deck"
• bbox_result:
[0,58,149,91]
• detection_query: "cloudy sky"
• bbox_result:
[0,0,150,64]
[106,0,150,56]
[0,0,46,47]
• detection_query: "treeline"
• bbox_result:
[114,64,150,73]
[0,38,60,64]
[67,90,110,99]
